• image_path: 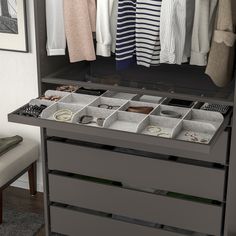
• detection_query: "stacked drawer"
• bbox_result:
[47,132,229,236]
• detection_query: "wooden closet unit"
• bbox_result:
[8,1,236,235]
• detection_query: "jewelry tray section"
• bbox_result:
[30,89,225,145]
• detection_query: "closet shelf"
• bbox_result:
[42,58,235,106]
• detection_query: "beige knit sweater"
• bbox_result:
[64,0,96,63]
[205,0,236,87]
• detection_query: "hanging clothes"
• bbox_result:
[190,0,218,66]
[116,0,136,70]
[159,0,187,65]
[96,0,118,57]
[182,0,195,62]
[46,0,66,56]
[135,0,162,67]
[205,0,236,87]
[63,0,96,63]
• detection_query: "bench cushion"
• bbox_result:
[0,139,39,188]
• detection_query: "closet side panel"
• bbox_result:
[225,73,236,236]
[225,2,236,234]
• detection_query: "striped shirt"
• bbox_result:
[135,0,162,67]
[116,0,136,70]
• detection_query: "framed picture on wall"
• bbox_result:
[0,0,28,52]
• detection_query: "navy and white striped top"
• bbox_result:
[116,0,136,70]
[116,0,162,69]
[136,0,162,67]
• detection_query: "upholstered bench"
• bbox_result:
[0,137,39,224]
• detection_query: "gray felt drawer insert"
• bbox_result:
[8,96,231,161]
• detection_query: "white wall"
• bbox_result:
[0,1,43,192]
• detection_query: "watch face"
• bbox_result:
[167,99,194,108]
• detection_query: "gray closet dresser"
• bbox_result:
[8,1,236,236]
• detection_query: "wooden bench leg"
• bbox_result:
[0,190,2,224]
[28,162,37,196]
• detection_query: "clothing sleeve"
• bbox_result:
[46,0,66,56]
[96,0,116,57]
[190,0,218,66]
[160,0,176,64]
[205,0,236,87]
[64,0,96,63]
[213,0,236,47]
[160,0,189,65]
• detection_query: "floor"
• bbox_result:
[3,187,45,236]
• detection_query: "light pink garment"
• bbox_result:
[64,0,96,63]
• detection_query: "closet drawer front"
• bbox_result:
[50,206,185,236]
[49,174,222,235]
[47,140,226,201]
[47,128,229,164]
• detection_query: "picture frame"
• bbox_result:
[0,0,28,52]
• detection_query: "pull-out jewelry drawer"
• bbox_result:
[47,140,226,201]
[8,90,232,164]
[49,174,223,235]
[50,205,186,236]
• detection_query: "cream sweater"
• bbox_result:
[190,0,218,66]
[64,0,96,63]
[96,0,118,57]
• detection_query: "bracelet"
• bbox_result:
[160,110,181,118]
[53,109,73,122]
[126,106,154,114]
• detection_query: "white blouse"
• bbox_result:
[46,0,66,56]
[160,0,189,65]
[96,0,118,57]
